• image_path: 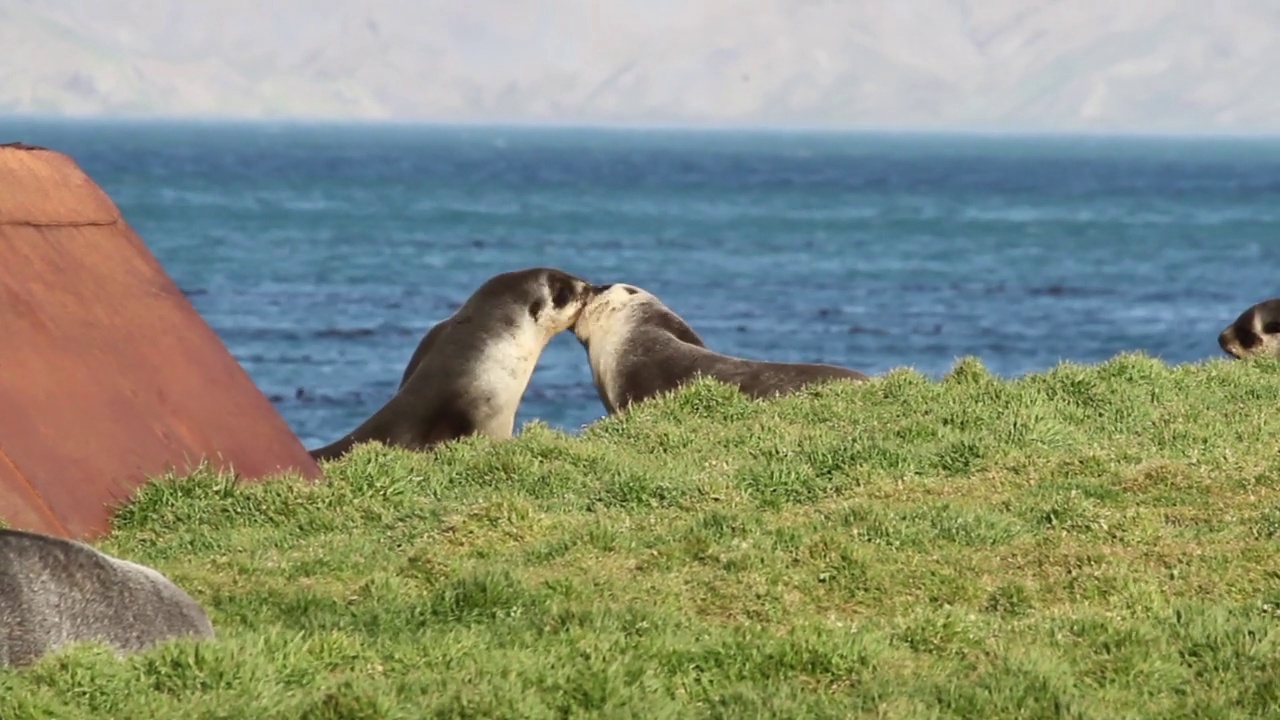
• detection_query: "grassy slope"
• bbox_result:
[2,354,1279,719]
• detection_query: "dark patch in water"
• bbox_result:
[223,325,420,342]
[1137,288,1237,302]
[314,327,377,339]
[1029,284,1070,297]
[848,322,941,336]
[1027,284,1106,298]
[898,281,1114,299]
[267,388,372,406]
[181,287,208,297]
[236,353,317,365]
[848,324,891,335]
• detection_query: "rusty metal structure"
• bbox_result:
[0,142,322,541]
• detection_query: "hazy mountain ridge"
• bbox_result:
[2,0,1278,132]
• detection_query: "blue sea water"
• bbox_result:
[2,118,1278,448]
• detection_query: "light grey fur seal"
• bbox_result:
[309,267,597,461]
[572,283,869,414]
[0,528,215,668]
[1218,297,1280,359]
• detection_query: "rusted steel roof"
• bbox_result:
[0,142,322,541]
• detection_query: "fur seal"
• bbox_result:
[396,317,450,390]
[572,283,869,414]
[1218,298,1280,359]
[0,528,215,667]
[309,267,597,461]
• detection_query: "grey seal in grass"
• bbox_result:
[572,282,869,414]
[0,528,215,667]
[1219,297,1280,359]
[309,267,597,461]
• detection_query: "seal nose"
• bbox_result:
[1219,329,1246,358]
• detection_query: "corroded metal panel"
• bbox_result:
[0,142,322,540]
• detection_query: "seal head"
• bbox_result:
[1219,298,1280,359]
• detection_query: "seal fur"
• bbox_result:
[1219,297,1280,359]
[309,267,595,460]
[573,283,869,414]
[0,528,215,667]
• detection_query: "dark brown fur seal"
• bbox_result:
[1219,297,1280,359]
[572,283,869,414]
[309,267,596,461]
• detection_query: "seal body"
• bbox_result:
[573,283,869,414]
[310,267,596,461]
[1219,298,1280,359]
[0,528,215,667]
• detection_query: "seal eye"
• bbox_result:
[551,284,573,309]
[1238,327,1262,349]
[1263,321,1280,335]
[528,300,544,319]
[623,286,639,296]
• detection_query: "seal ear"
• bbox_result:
[549,276,574,309]
[1236,320,1262,350]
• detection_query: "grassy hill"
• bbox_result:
[2,353,1278,718]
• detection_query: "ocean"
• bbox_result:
[2,118,1278,449]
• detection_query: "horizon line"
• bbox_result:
[4,112,1280,141]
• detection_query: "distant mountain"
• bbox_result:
[2,0,1278,132]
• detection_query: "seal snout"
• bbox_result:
[1218,327,1239,357]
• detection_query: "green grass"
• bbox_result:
[4,352,1280,719]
